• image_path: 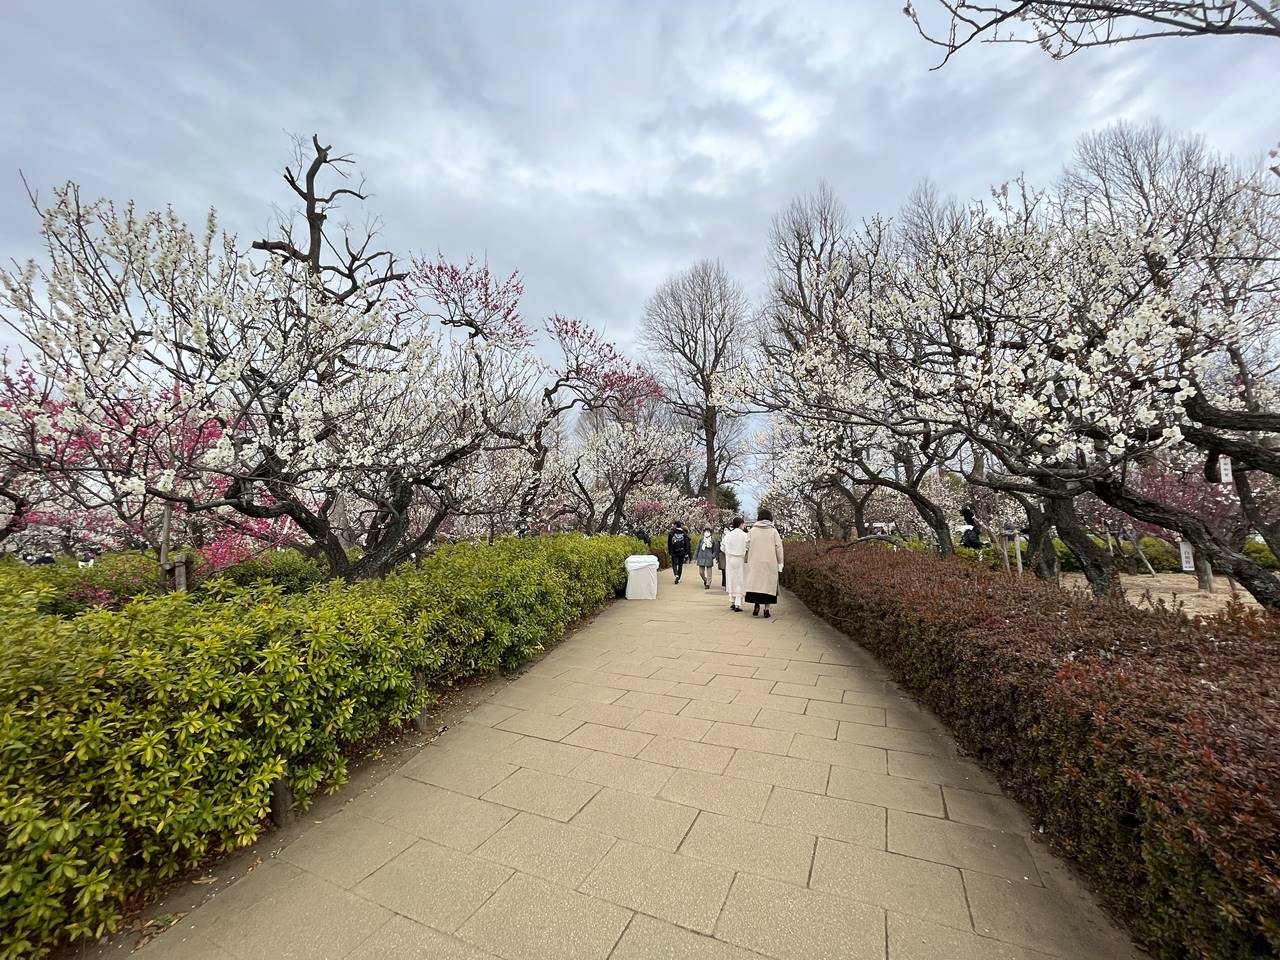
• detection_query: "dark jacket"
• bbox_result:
[667,526,692,560]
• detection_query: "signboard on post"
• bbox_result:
[1179,541,1195,573]
[1219,458,1233,484]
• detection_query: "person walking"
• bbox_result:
[694,526,718,589]
[717,526,728,589]
[667,520,692,584]
[744,508,785,618]
[721,517,749,611]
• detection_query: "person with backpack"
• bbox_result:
[667,521,692,584]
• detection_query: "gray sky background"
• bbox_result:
[1,1,1276,353]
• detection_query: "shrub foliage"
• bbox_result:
[782,542,1279,960]
[0,534,637,959]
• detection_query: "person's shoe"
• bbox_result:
[674,576,680,584]
[752,604,760,617]
[763,609,772,619]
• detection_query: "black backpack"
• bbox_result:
[671,530,687,552]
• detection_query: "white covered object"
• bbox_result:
[624,554,659,600]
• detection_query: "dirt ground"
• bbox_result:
[1061,571,1260,617]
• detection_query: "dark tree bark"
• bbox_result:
[1046,496,1117,597]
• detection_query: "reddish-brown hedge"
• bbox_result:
[782,541,1280,960]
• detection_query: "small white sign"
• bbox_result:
[1219,457,1233,484]
[1179,541,1195,572]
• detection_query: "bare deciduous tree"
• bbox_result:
[641,259,750,506]
[907,1,1280,66]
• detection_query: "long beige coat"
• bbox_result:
[743,520,784,602]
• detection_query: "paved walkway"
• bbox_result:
[138,581,1143,960]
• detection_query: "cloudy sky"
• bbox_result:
[1,0,1276,356]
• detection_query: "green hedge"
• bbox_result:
[954,536,1181,574]
[0,534,638,959]
[782,542,1279,960]
[1245,540,1279,571]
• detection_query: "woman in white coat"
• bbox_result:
[744,508,784,618]
[721,516,749,612]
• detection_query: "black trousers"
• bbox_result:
[671,556,685,578]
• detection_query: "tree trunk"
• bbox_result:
[1194,551,1215,592]
[1091,478,1280,609]
[1021,499,1059,583]
[1236,470,1280,561]
[1127,528,1156,576]
[1047,496,1116,597]
[704,409,719,506]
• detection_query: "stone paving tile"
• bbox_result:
[347,915,502,960]
[556,681,627,704]
[457,872,632,960]
[671,681,740,703]
[479,765,600,821]
[811,837,971,929]
[562,722,654,757]
[889,811,1040,883]
[400,746,518,798]
[571,786,699,851]
[499,735,595,775]
[944,787,1033,833]
[806,699,887,726]
[964,871,1143,959]
[682,700,761,725]
[352,778,516,852]
[723,748,829,794]
[443,724,525,757]
[611,914,769,960]
[491,687,579,715]
[615,690,691,714]
[580,840,735,934]
[842,688,910,709]
[637,735,734,774]
[134,931,237,960]
[702,720,795,756]
[278,811,415,888]
[827,766,946,817]
[354,840,511,933]
[697,661,759,678]
[679,810,816,884]
[753,707,838,739]
[772,680,845,702]
[652,666,713,685]
[707,674,777,695]
[884,707,945,732]
[563,700,645,729]
[762,786,885,848]
[715,873,886,960]
[460,703,521,728]
[204,871,391,960]
[628,708,715,741]
[789,732,887,773]
[569,750,675,795]
[838,720,956,756]
[887,751,1003,794]
[495,709,585,742]
[474,812,615,887]
[886,913,1056,960]
[593,672,681,694]
[730,690,808,714]
[659,767,772,820]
